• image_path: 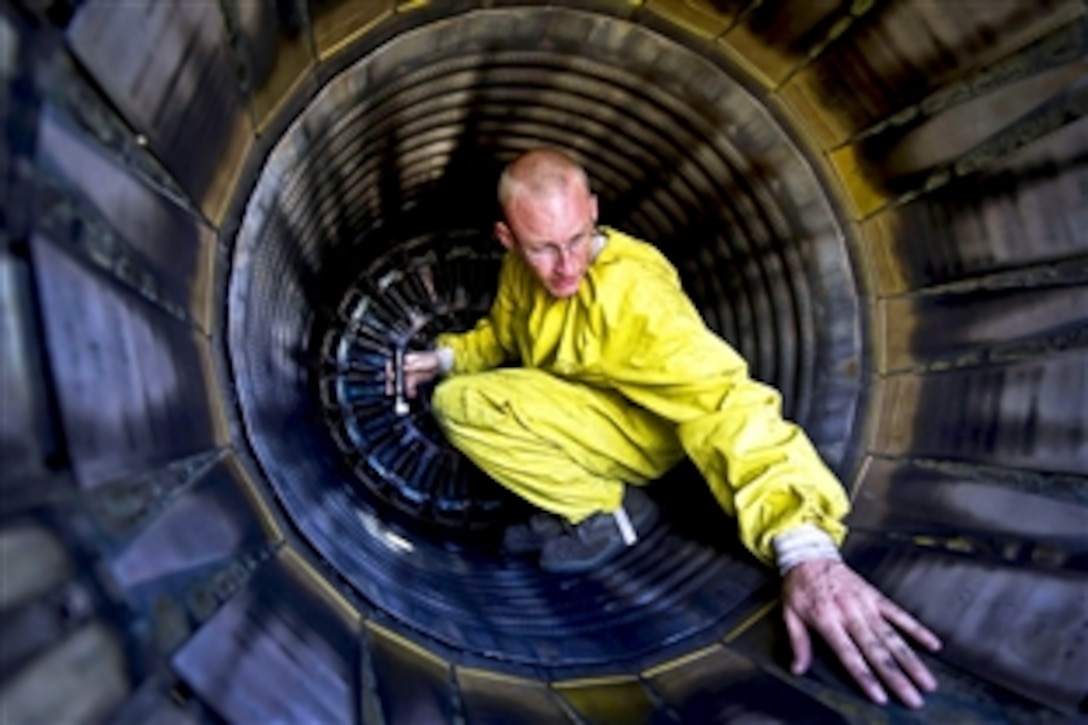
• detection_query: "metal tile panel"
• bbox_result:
[0,250,56,488]
[171,550,359,724]
[36,106,214,331]
[644,643,850,723]
[0,621,130,725]
[66,0,251,221]
[221,0,316,131]
[720,0,851,89]
[872,351,1088,474]
[106,457,276,589]
[31,235,218,488]
[368,624,455,724]
[775,0,1082,146]
[861,116,1088,296]
[456,668,571,724]
[554,676,657,724]
[851,457,1088,542]
[644,0,734,42]
[879,284,1088,373]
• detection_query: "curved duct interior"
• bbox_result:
[2,1,1086,723]
[226,7,862,674]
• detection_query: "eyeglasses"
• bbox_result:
[520,222,599,262]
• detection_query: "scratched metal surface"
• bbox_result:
[171,551,360,724]
[30,235,218,489]
[65,0,249,210]
[34,105,213,327]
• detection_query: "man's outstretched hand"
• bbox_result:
[782,558,942,709]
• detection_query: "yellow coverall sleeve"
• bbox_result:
[436,253,518,374]
[597,263,850,565]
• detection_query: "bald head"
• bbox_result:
[493,148,600,298]
[497,148,591,214]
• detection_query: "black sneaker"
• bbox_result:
[538,486,659,574]
[502,511,566,555]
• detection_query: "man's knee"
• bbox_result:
[433,368,593,434]
[432,369,551,432]
[430,375,469,427]
[430,373,510,431]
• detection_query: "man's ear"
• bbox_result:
[494,221,515,251]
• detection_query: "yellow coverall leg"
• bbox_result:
[431,368,685,523]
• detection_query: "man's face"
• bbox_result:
[495,183,599,298]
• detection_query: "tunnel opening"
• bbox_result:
[222,6,863,676]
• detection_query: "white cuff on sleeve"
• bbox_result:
[772,524,841,576]
[435,347,454,374]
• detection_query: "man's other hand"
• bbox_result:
[782,558,942,709]
[385,350,442,399]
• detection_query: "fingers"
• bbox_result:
[405,352,430,369]
[783,561,939,709]
[873,599,941,701]
[405,369,430,398]
[784,606,812,675]
[819,618,889,705]
[879,597,943,652]
[846,618,923,708]
[816,604,925,708]
[878,625,938,694]
[406,351,440,398]
[384,351,440,399]
[843,599,937,708]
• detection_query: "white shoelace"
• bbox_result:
[613,505,637,546]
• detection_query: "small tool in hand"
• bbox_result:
[392,347,410,416]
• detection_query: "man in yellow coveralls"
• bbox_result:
[393,148,942,708]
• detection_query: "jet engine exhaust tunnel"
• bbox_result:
[2,1,1086,723]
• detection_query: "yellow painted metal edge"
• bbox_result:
[255,61,316,137]
[552,673,641,691]
[455,666,546,688]
[714,34,776,93]
[201,113,254,227]
[316,6,395,63]
[365,619,451,669]
[847,453,875,502]
[722,599,779,643]
[279,545,363,627]
[644,0,733,41]
[222,452,285,545]
[194,335,231,448]
[640,642,727,679]
[189,224,217,337]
